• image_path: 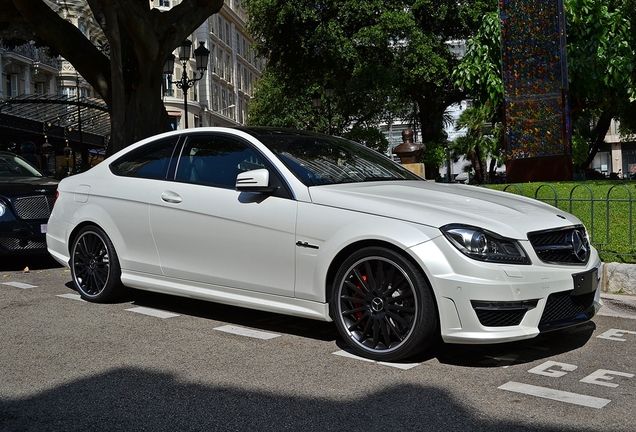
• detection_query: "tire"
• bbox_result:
[331,247,438,361]
[70,225,124,302]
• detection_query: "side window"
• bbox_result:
[110,137,178,179]
[175,136,266,189]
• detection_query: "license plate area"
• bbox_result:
[572,267,599,296]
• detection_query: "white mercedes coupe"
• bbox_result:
[47,127,601,361]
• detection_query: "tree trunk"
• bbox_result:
[5,0,225,156]
[581,109,614,170]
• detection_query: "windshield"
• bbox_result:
[0,153,43,178]
[254,133,422,186]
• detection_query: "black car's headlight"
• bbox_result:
[0,201,6,218]
[441,224,531,264]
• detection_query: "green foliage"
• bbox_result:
[449,104,500,183]
[421,140,447,167]
[452,12,503,113]
[342,125,389,154]
[454,0,636,169]
[244,0,497,145]
[567,0,635,106]
[246,71,315,129]
[571,132,590,168]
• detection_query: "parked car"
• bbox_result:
[0,151,58,255]
[46,127,601,361]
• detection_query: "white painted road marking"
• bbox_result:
[56,293,85,301]
[528,361,578,378]
[580,369,634,388]
[2,281,38,289]
[214,325,280,340]
[126,306,180,319]
[332,350,420,370]
[498,381,611,409]
[597,328,636,341]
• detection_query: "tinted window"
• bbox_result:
[0,153,43,178]
[251,132,421,186]
[175,136,266,188]
[110,137,178,179]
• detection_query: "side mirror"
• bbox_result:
[235,168,279,194]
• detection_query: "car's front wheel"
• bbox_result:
[331,247,438,361]
[70,225,123,302]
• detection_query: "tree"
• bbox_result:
[450,104,498,184]
[243,0,496,169]
[0,0,224,155]
[454,1,635,170]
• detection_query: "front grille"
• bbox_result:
[527,226,591,265]
[0,235,47,251]
[13,195,55,220]
[538,290,596,332]
[474,309,527,327]
[472,300,538,327]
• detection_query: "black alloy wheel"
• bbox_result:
[70,225,123,302]
[332,247,437,361]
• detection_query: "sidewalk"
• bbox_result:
[599,292,636,320]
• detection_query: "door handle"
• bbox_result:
[161,191,182,204]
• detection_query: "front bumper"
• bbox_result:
[409,236,602,344]
[0,220,50,254]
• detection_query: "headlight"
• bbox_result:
[0,201,5,217]
[441,224,531,264]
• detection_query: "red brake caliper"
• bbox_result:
[354,274,367,323]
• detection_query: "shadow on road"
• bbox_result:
[0,253,62,272]
[0,368,584,432]
[100,287,596,369]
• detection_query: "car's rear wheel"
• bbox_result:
[331,247,437,361]
[70,225,123,302]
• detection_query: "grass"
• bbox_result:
[484,180,636,263]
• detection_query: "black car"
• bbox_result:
[0,151,58,255]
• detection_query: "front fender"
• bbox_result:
[294,202,441,302]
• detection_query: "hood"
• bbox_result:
[308,181,582,239]
[0,177,59,198]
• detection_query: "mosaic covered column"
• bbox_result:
[500,0,572,182]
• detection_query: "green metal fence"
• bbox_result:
[497,184,635,263]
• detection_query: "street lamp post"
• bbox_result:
[312,82,335,134]
[163,40,210,129]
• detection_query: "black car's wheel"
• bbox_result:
[70,225,123,302]
[331,247,438,361]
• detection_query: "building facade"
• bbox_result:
[155,0,263,130]
[1,0,261,172]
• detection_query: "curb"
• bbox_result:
[601,262,636,296]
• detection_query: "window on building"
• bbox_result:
[224,54,230,82]
[218,49,224,79]
[61,87,77,99]
[225,23,230,45]
[6,75,18,97]
[35,82,46,95]
[159,0,170,7]
[212,84,219,111]
[211,44,217,74]
[163,73,174,97]
[229,56,234,84]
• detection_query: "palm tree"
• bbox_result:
[450,104,498,184]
